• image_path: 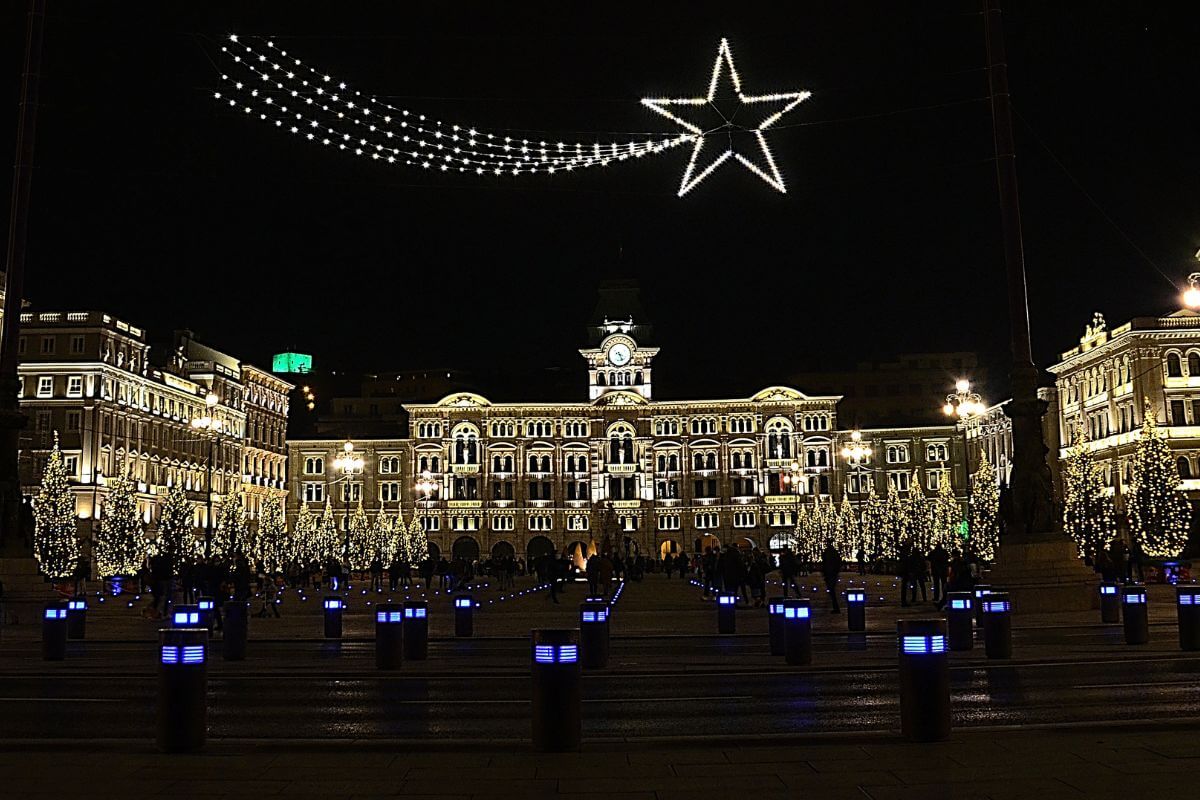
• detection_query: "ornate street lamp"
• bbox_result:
[840,429,872,527]
[943,379,986,545]
[333,441,363,553]
[189,392,223,557]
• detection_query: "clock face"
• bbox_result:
[608,343,632,366]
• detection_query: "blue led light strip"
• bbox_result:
[902,635,946,654]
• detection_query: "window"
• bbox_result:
[927,470,944,491]
[690,417,716,435]
[379,456,400,474]
[655,479,680,499]
[654,419,679,436]
[567,514,589,531]
[848,472,873,494]
[36,376,53,398]
[1171,399,1186,425]
[693,479,718,498]
[765,419,792,459]
[66,410,81,431]
[1168,353,1184,378]
[888,471,911,492]
[566,454,587,473]
[528,481,553,501]
[452,428,480,464]
[528,514,553,531]
[303,483,325,503]
[733,511,756,528]
[304,456,324,475]
[886,445,909,464]
[695,511,719,529]
[526,420,553,438]
[492,515,514,531]
[65,375,83,398]
[418,455,441,473]
[490,421,515,437]
[728,416,754,434]
[619,515,638,532]
[564,420,588,437]
[1190,353,1200,376]
[341,482,362,503]
[417,422,442,438]
[63,455,79,477]
[451,516,479,532]
[40,336,55,354]
[1177,457,1192,479]
[420,516,440,532]
[658,513,680,531]
[566,481,588,501]
[732,477,755,497]
[68,335,85,355]
[379,482,401,502]
[926,443,948,462]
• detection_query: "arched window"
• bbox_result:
[1178,457,1192,479]
[693,452,704,470]
[1189,353,1200,376]
[706,453,717,470]
[1168,352,1183,377]
[732,452,742,469]
[765,419,792,459]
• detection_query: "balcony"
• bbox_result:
[451,463,480,475]
[611,499,641,509]
[764,494,798,505]
[607,462,638,475]
[765,458,795,469]
[447,499,482,509]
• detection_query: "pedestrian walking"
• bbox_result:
[779,547,802,598]
[928,543,949,603]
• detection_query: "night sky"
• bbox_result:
[1,1,1198,402]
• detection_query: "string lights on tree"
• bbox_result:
[214,34,808,197]
[1128,399,1192,558]
[94,471,144,581]
[253,498,288,574]
[969,458,1000,561]
[1061,421,1115,560]
[157,482,195,567]
[32,433,80,580]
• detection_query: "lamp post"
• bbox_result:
[333,441,363,557]
[189,393,224,558]
[781,460,805,551]
[1184,268,1200,309]
[943,380,986,546]
[840,430,872,529]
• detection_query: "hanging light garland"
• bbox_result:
[214,34,810,194]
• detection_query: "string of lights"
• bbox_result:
[213,34,810,194]
[217,35,691,176]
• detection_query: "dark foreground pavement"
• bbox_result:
[2,726,1197,799]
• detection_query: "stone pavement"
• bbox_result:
[1,725,1196,799]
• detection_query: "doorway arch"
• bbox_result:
[491,540,515,560]
[452,535,480,562]
[526,535,555,562]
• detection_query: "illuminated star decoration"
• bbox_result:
[641,38,811,197]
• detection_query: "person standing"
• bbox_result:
[779,547,802,598]
[820,541,842,613]
[928,543,949,603]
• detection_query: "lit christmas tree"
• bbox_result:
[1128,400,1192,558]
[211,491,247,559]
[1061,422,1115,560]
[95,471,145,578]
[864,487,889,559]
[317,501,341,562]
[836,494,863,560]
[32,433,80,579]
[791,503,811,561]
[407,512,429,563]
[906,471,930,552]
[930,470,963,553]
[157,482,195,567]
[289,503,317,566]
[883,484,907,556]
[969,458,1001,561]
[253,497,288,573]
[387,508,406,563]
[345,501,372,570]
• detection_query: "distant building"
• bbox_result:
[789,352,988,427]
[17,311,291,553]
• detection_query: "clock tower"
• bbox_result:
[580,322,659,401]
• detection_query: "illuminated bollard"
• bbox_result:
[944,592,974,652]
[897,619,950,742]
[530,628,581,752]
[717,593,737,634]
[42,601,69,661]
[972,584,991,626]
[1099,582,1120,624]
[170,605,201,629]
[1176,587,1200,651]
[767,596,786,656]
[454,594,474,638]
[402,600,429,661]
[782,598,812,665]
[157,627,207,752]
[222,600,249,661]
[580,597,610,670]
[982,592,1012,660]
[66,596,87,640]
[375,603,404,670]
[1122,584,1149,645]
[196,597,216,631]
[847,589,866,632]
[323,596,344,639]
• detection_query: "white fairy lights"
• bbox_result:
[215,34,808,196]
[641,38,811,196]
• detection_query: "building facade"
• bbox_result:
[286,327,967,564]
[1048,310,1200,502]
[17,311,291,550]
